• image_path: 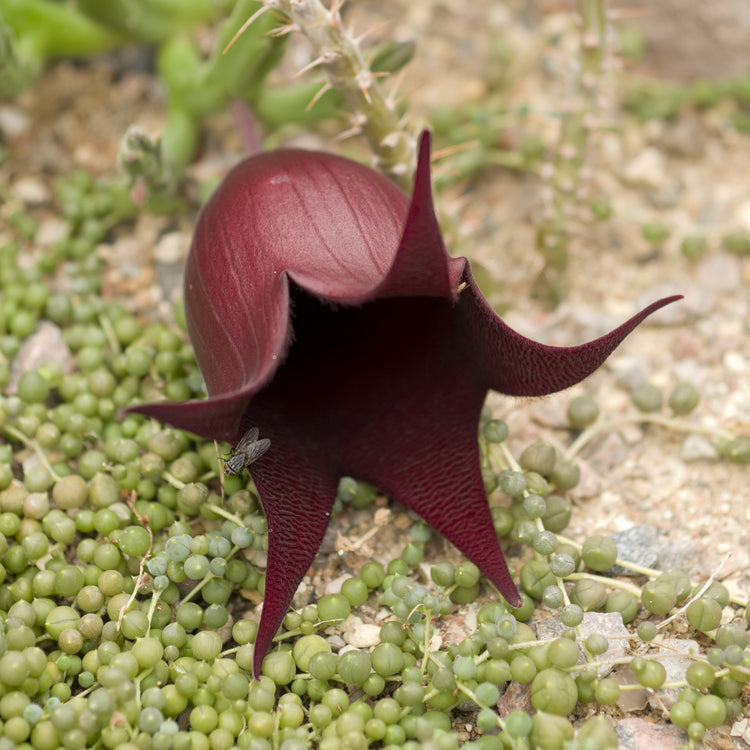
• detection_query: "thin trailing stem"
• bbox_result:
[564,413,735,462]
[565,571,643,599]
[533,0,609,305]
[3,424,63,482]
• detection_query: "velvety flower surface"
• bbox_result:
[131,132,679,677]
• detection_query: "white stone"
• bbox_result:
[680,433,719,462]
[8,322,75,392]
[696,254,742,292]
[723,350,747,374]
[0,105,31,137]
[154,231,189,264]
[11,176,50,205]
[341,615,380,648]
[35,217,68,247]
[621,147,668,190]
[736,199,750,233]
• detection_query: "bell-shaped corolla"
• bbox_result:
[130,132,680,677]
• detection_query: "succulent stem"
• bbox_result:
[533,0,608,306]
[262,0,414,187]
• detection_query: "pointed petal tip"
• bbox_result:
[467,278,686,398]
[486,297,684,610]
[645,293,684,311]
[503,586,523,609]
[124,396,246,445]
[413,129,432,200]
[416,129,431,160]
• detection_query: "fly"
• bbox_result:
[224,427,271,476]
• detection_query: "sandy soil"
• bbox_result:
[2,2,749,746]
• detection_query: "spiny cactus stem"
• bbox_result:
[258,0,414,187]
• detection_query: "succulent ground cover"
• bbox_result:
[1,2,750,750]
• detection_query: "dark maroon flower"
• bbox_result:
[130,132,679,677]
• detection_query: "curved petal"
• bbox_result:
[129,391,248,445]
[349,401,522,607]
[374,132,465,300]
[458,265,683,396]
[248,440,339,680]
[184,150,407,401]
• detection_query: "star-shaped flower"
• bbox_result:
[131,132,679,677]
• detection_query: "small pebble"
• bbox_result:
[648,638,701,711]
[341,616,380,648]
[621,147,668,191]
[496,680,532,716]
[35,217,69,247]
[607,525,658,576]
[612,667,648,712]
[11,176,51,205]
[536,612,628,678]
[610,355,651,391]
[0,104,31,137]
[154,231,189,265]
[731,717,750,745]
[616,716,685,750]
[680,433,718,462]
[657,538,703,575]
[722,350,746,374]
[325,634,346,651]
[8,322,75,391]
[696,254,742,292]
[586,430,629,474]
[657,114,705,158]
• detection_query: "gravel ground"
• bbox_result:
[1,2,749,747]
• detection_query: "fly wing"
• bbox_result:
[236,426,260,450]
[242,437,271,465]
[225,429,270,475]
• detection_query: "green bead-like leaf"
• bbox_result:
[530,669,578,716]
[686,597,723,632]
